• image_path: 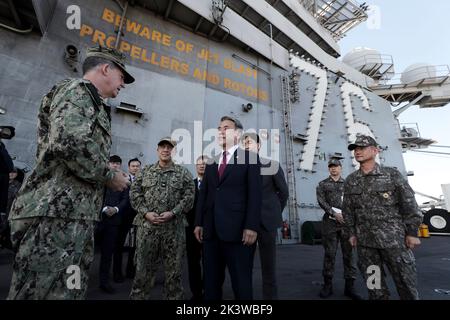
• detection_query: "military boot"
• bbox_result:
[344,279,363,300]
[319,277,333,298]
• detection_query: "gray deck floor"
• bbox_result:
[0,236,449,300]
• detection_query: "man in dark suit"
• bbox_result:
[243,133,288,300]
[0,140,14,215]
[0,140,14,250]
[194,116,262,300]
[113,157,141,282]
[97,155,130,294]
[185,155,208,300]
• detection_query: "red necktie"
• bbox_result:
[218,151,228,178]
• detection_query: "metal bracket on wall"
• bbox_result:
[115,102,144,121]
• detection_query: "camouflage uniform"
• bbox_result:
[0,179,22,249]
[7,46,134,300]
[316,176,357,281]
[129,161,195,300]
[7,179,22,214]
[7,77,114,299]
[343,163,423,300]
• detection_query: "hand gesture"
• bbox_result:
[405,235,421,249]
[242,229,257,246]
[194,226,203,243]
[144,212,160,224]
[158,211,175,223]
[334,212,344,224]
[106,171,130,191]
[349,236,357,247]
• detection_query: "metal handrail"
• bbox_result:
[298,0,368,39]
[343,53,394,66]
[367,65,450,87]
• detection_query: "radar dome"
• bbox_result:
[343,47,382,71]
[401,63,437,84]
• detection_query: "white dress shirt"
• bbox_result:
[102,206,119,214]
[218,144,239,168]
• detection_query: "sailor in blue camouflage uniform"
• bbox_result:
[343,135,423,300]
[316,158,360,300]
[129,137,195,300]
[7,46,134,300]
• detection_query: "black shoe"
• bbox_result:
[344,279,363,300]
[113,274,125,283]
[319,278,333,299]
[126,268,136,279]
[190,294,203,301]
[99,283,116,294]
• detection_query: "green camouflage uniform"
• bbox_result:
[343,163,423,300]
[130,161,195,300]
[8,78,114,300]
[316,176,357,281]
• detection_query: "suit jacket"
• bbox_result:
[0,142,14,213]
[100,187,129,226]
[122,175,137,226]
[195,148,262,242]
[186,178,199,228]
[260,159,289,232]
[0,142,14,174]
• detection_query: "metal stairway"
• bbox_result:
[280,75,299,235]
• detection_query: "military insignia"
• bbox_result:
[383,192,390,199]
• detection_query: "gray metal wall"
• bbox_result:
[0,0,406,241]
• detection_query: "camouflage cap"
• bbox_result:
[348,134,378,150]
[157,137,176,148]
[86,46,135,84]
[328,158,342,167]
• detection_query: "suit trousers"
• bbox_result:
[203,236,256,300]
[257,228,278,300]
[98,223,119,285]
[113,223,135,277]
[186,226,203,299]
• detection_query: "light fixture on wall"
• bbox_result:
[242,103,253,112]
[64,44,80,72]
[0,126,15,139]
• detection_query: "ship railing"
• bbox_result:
[367,65,450,89]
[298,0,369,40]
[399,122,421,138]
[343,53,395,80]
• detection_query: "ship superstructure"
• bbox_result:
[1,0,449,242]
